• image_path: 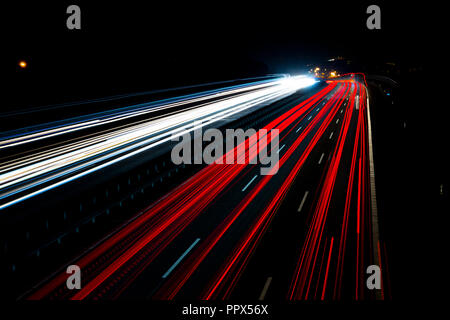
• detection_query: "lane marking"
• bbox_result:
[307,115,312,121]
[162,238,200,278]
[336,118,339,124]
[366,92,381,300]
[316,108,320,112]
[296,126,303,133]
[242,175,258,192]
[318,153,325,165]
[277,144,286,154]
[329,131,334,139]
[297,191,309,212]
[341,109,343,113]
[258,277,273,300]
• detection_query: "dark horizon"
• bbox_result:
[3,1,432,110]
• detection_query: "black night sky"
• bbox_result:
[3,1,434,110]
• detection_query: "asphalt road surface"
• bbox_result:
[0,74,387,300]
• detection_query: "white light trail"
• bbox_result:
[0,76,316,210]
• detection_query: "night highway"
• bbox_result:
[1,0,443,318]
[1,74,380,301]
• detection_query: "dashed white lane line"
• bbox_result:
[296,126,303,133]
[318,153,325,165]
[341,109,344,113]
[336,118,339,124]
[277,144,286,154]
[329,131,334,139]
[242,175,258,192]
[162,238,200,278]
[297,191,309,212]
[316,108,320,112]
[258,277,273,301]
[307,115,312,121]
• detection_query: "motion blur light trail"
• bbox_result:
[154,83,345,300]
[0,75,289,147]
[289,82,358,300]
[27,77,330,300]
[20,74,386,301]
[155,80,348,299]
[0,76,316,210]
[288,79,384,300]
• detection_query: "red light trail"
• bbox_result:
[26,75,387,301]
